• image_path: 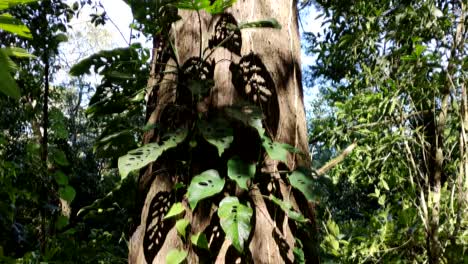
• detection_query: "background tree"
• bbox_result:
[306,0,467,263]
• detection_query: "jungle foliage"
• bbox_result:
[0,0,467,263]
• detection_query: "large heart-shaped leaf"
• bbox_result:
[218,196,252,253]
[164,202,185,220]
[227,156,255,190]
[288,170,317,201]
[268,195,308,223]
[198,119,233,156]
[118,129,187,179]
[175,219,190,239]
[166,249,187,264]
[187,169,225,209]
[53,171,68,186]
[261,136,290,163]
[190,232,209,249]
[225,103,264,136]
[59,186,76,202]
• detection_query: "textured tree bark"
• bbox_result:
[129,1,317,263]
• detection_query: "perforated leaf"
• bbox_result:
[225,103,264,136]
[198,119,233,156]
[261,136,289,163]
[166,249,187,264]
[190,232,209,249]
[227,156,255,190]
[59,186,76,202]
[118,129,187,179]
[239,18,281,29]
[187,169,225,209]
[175,219,190,239]
[268,195,308,223]
[164,202,185,219]
[288,170,317,201]
[218,196,252,253]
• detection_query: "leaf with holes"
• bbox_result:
[288,170,317,201]
[191,232,209,249]
[198,119,233,156]
[59,186,76,202]
[187,169,225,209]
[227,156,255,190]
[268,195,308,223]
[166,249,187,264]
[239,18,282,29]
[218,196,252,253]
[118,129,187,179]
[225,102,264,136]
[175,219,190,239]
[164,202,185,220]
[261,136,289,163]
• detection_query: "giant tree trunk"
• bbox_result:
[129,1,317,263]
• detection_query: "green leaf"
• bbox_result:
[174,0,210,10]
[53,150,70,166]
[0,49,20,99]
[261,136,289,163]
[268,195,308,223]
[175,219,190,239]
[59,186,76,202]
[227,156,255,190]
[326,219,340,237]
[0,0,39,11]
[225,102,264,136]
[198,119,233,156]
[293,239,305,264]
[55,215,69,230]
[164,202,185,219]
[190,232,209,249]
[239,18,281,29]
[218,196,252,253]
[0,13,32,38]
[166,249,187,264]
[288,170,317,201]
[53,171,68,186]
[187,169,225,209]
[2,47,35,58]
[205,0,237,14]
[118,129,187,179]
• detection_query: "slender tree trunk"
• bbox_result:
[129,1,317,263]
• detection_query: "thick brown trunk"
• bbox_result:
[129,1,316,263]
